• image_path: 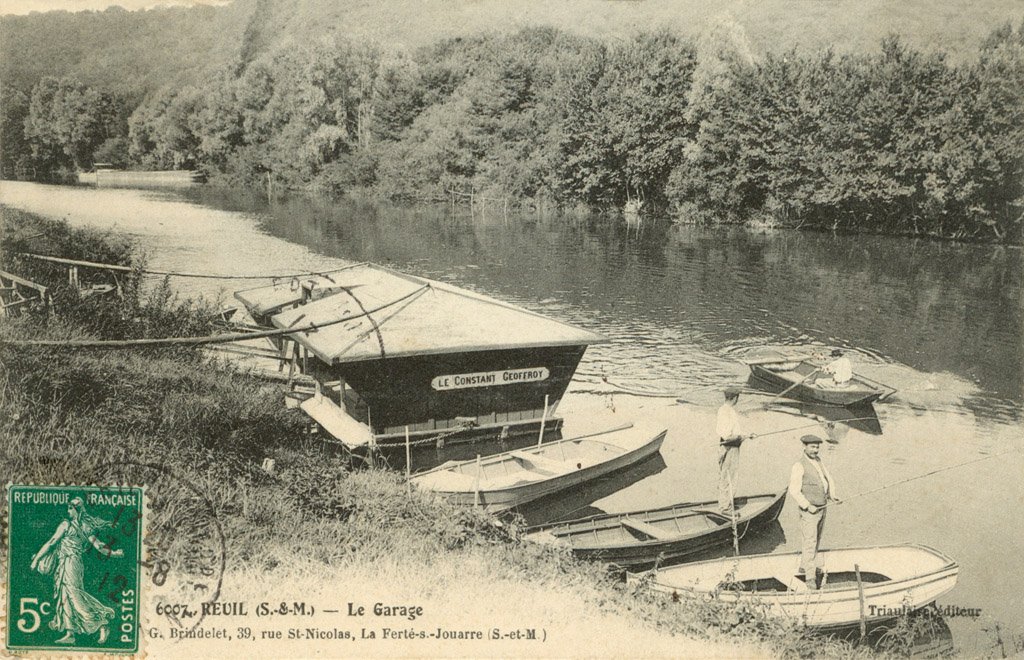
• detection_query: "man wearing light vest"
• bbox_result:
[788,434,841,589]
[716,386,752,514]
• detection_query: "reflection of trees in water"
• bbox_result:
[187,185,1021,402]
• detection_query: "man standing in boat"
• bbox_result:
[716,386,750,514]
[788,434,841,589]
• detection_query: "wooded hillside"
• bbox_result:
[2,1,1022,242]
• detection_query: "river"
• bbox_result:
[2,181,1021,655]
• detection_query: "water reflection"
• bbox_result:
[515,452,668,525]
[763,401,884,437]
[192,190,1021,412]
[829,609,955,658]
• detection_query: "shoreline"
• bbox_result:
[4,180,1021,247]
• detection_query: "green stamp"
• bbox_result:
[5,485,144,655]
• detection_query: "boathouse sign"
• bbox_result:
[431,367,550,391]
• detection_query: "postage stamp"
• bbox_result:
[5,484,144,655]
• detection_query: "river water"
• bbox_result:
[2,181,1021,654]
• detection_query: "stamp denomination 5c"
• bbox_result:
[5,484,144,655]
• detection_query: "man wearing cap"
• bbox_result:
[716,387,750,513]
[788,434,841,588]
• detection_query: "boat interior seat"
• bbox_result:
[814,378,856,390]
[508,450,573,475]
[782,574,809,592]
[689,507,734,523]
[620,517,672,541]
[483,474,531,489]
[763,361,800,372]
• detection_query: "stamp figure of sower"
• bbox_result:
[6,485,143,655]
[30,496,124,645]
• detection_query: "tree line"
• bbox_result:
[1,22,1021,241]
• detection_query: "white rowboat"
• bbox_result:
[410,423,666,513]
[630,544,958,630]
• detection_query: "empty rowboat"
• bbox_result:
[631,544,958,630]
[409,423,666,513]
[525,491,786,568]
[748,359,893,407]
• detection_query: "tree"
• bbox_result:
[969,21,1024,240]
[665,18,757,221]
[127,87,201,170]
[23,77,110,172]
[0,84,30,178]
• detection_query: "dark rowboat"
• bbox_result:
[630,544,958,631]
[748,359,892,407]
[525,491,785,568]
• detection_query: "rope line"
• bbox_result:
[824,447,1023,508]
[373,423,477,449]
[338,285,387,359]
[0,284,431,349]
[18,252,366,281]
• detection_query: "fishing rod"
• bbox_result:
[722,417,878,445]
[673,388,808,407]
[748,420,833,439]
[821,447,1022,509]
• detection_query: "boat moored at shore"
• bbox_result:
[630,544,959,631]
[526,491,786,568]
[410,423,667,513]
[233,263,607,450]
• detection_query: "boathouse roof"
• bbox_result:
[235,263,607,365]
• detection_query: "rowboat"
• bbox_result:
[409,423,667,513]
[631,544,958,630]
[747,359,892,407]
[525,491,786,568]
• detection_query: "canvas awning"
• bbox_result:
[240,263,607,365]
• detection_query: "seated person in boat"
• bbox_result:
[788,434,841,589]
[819,349,852,387]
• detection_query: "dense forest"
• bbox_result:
[1,2,1022,242]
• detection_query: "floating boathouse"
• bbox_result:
[235,263,606,449]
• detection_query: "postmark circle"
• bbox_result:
[87,461,227,635]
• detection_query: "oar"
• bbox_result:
[740,353,811,366]
[820,448,1023,509]
[852,372,898,401]
[766,367,822,405]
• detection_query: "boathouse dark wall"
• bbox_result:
[327,345,587,436]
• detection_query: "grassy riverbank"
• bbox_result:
[2,207,917,657]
